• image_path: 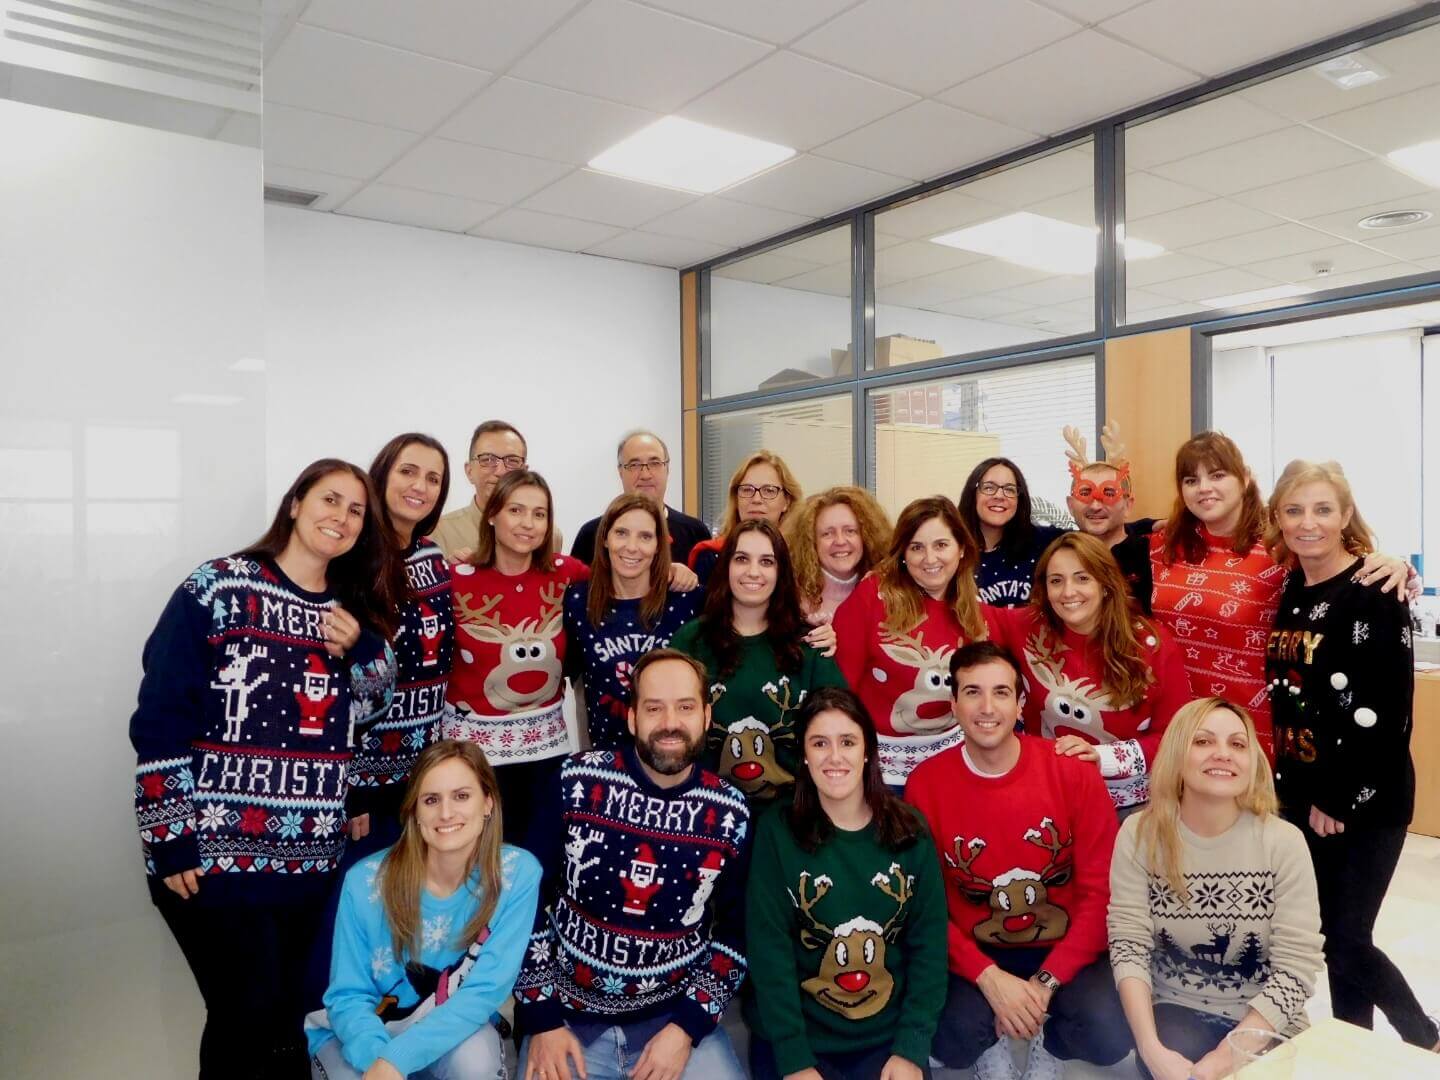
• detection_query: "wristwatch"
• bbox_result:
[1034,969,1061,993]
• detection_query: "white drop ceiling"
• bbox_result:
[259,0,1436,271]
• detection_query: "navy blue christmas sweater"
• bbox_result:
[350,538,453,813]
[130,556,396,902]
[562,582,701,751]
[513,748,751,1044]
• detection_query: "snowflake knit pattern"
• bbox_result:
[352,539,453,792]
[131,557,395,895]
[1149,529,1285,753]
[513,749,750,1044]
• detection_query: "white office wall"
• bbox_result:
[0,99,263,1078]
[264,208,684,541]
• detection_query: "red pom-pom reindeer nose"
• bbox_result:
[1003,912,1036,933]
[835,970,870,993]
[732,761,763,781]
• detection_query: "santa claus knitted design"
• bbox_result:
[513,749,751,1044]
[352,539,453,792]
[130,557,395,900]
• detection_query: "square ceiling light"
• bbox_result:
[588,116,795,195]
[930,212,1163,275]
[1388,139,1440,189]
[1312,51,1389,90]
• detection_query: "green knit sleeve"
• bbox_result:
[890,821,949,1069]
[744,810,817,1076]
[809,646,849,692]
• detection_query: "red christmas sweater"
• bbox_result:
[905,736,1117,983]
[833,576,979,786]
[443,554,589,765]
[1148,528,1285,754]
[983,605,1193,808]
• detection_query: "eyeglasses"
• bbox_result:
[978,481,1019,499]
[619,459,669,474]
[737,483,783,501]
[472,453,526,470]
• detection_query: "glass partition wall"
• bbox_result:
[692,10,1440,525]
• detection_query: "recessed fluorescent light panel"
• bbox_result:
[1387,139,1440,189]
[1200,284,1311,309]
[588,116,794,194]
[1312,51,1389,90]
[930,212,1163,275]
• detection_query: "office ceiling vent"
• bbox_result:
[264,184,322,207]
[1,0,260,132]
[1358,209,1431,230]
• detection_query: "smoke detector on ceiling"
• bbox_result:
[1357,209,1431,230]
[1310,260,1333,277]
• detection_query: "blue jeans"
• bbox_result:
[312,1026,505,1079]
[519,1023,744,1080]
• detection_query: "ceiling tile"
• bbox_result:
[583,230,729,268]
[1180,222,1339,266]
[1299,262,1430,291]
[263,104,418,177]
[638,0,863,44]
[1124,171,1212,218]
[875,186,1012,238]
[264,24,493,132]
[1110,287,1183,312]
[1031,0,1148,22]
[510,0,771,112]
[772,227,855,264]
[998,275,1095,305]
[262,165,364,211]
[794,0,1081,96]
[1149,126,1367,197]
[520,170,698,227]
[1237,26,1440,122]
[940,30,1196,135]
[1130,198,1287,249]
[1123,94,1290,169]
[644,197,814,247]
[1361,223,1440,261]
[1123,300,1207,322]
[959,143,1093,209]
[468,208,623,252]
[1123,251,1227,286]
[437,78,656,164]
[1228,159,1430,221]
[1300,190,1440,242]
[1241,242,1396,284]
[815,100,1034,182]
[335,184,502,232]
[714,250,827,283]
[772,261,854,295]
[682,52,916,151]
[1100,0,1414,77]
[378,139,572,203]
[723,154,908,215]
[1310,81,1440,156]
[933,294,1033,318]
[1147,267,1279,302]
[879,259,1053,306]
[876,241,988,285]
[299,0,584,70]
[1025,186,1096,226]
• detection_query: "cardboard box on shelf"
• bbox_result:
[831,334,944,374]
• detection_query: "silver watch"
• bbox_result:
[1035,969,1061,992]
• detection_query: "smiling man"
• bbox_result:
[905,642,1128,1080]
[570,430,711,567]
[514,648,750,1080]
[1065,460,1157,614]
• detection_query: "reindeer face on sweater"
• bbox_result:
[946,818,1074,947]
[792,864,913,1020]
[717,716,793,798]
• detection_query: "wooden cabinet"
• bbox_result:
[1412,672,1440,838]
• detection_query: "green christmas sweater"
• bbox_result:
[669,620,847,801]
[743,804,948,1073]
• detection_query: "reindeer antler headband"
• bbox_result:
[1062,421,1131,501]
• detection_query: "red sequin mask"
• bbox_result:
[1068,463,1131,505]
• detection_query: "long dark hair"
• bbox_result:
[473,469,556,572]
[1161,431,1266,564]
[959,456,1035,557]
[237,458,401,637]
[698,519,805,678]
[587,494,671,629]
[368,433,451,547]
[876,495,984,639]
[787,686,922,853]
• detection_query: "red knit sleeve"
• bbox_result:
[1039,757,1118,982]
[832,577,874,690]
[981,603,1026,654]
[1135,621,1193,765]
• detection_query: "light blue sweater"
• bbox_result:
[307,843,540,1075]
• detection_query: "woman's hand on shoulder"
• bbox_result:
[667,562,699,592]
[1053,734,1100,763]
[1353,552,1414,599]
[804,620,838,657]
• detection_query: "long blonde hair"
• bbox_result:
[717,450,803,536]
[1134,698,1277,902]
[876,496,985,639]
[380,741,505,963]
[784,486,893,612]
[1031,532,1155,707]
[1264,458,1375,567]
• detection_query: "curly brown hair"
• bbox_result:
[784,486,893,614]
